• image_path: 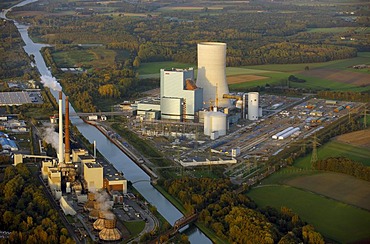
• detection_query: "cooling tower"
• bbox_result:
[248,92,259,120]
[58,91,64,164]
[196,42,230,108]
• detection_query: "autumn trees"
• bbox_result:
[163,177,324,243]
[0,164,74,243]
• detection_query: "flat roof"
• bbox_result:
[0,92,32,105]
[100,161,126,181]
[85,162,102,168]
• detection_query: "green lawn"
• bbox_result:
[138,61,194,75]
[123,220,145,237]
[295,140,370,168]
[248,185,370,243]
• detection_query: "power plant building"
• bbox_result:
[84,162,104,191]
[160,68,203,120]
[196,42,230,108]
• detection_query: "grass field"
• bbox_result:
[285,172,370,210]
[52,47,116,68]
[248,185,370,243]
[138,61,194,75]
[295,140,370,168]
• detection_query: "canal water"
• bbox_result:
[1,1,211,243]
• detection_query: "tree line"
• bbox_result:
[11,1,368,69]
[317,91,370,103]
[0,164,74,243]
[162,177,324,243]
[313,157,370,181]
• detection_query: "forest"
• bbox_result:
[163,177,324,243]
[10,0,368,68]
[0,164,74,243]
[0,20,37,80]
[313,157,370,181]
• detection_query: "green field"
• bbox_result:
[138,61,194,75]
[248,185,370,243]
[52,47,116,68]
[295,140,370,168]
[306,27,358,33]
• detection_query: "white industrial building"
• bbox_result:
[160,68,203,120]
[203,111,227,139]
[196,42,230,108]
[248,92,259,120]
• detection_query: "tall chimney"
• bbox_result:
[64,96,70,162]
[58,91,64,164]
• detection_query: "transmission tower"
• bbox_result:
[310,134,318,168]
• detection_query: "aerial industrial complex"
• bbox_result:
[121,42,365,176]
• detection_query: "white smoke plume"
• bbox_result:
[40,75,62,91]
[41,126,60,152]
[96,191,113,211]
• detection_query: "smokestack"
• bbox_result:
[94,140,96,159]
[64,96,70,162]
[58,91,64,164]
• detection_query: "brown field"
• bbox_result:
[335,128,370,148]
[300,69,370,86]
[227,74,268,84]
[285,172,370,211]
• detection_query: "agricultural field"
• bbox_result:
[285,172,370,211]
[229,52,370,91]
[248,127,370,243]
[248,185,370,243]
[52,47,116,68]
[295,139,370,168]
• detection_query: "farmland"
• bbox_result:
[248,127,370,243]
[248,185,370,243]
[138,52,370,92]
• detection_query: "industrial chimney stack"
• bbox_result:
[58,91,64,164]
[64,96,70,162]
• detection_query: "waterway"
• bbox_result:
[1,1,211,243]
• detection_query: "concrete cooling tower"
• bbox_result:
[196,42,230,108]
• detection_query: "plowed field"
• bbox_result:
[227,74,268,84]
[300,69,370,86]
[335,128,370,148]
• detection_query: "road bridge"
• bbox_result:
[151,213,198,243]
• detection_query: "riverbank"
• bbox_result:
[83,119,159,182]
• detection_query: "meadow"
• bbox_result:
[52,47,116,68]
[248,185,370,243]
[138,52,370,91]
[294,140,370,168]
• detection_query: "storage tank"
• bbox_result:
[203,112,212,136]
[248,92,259,120]
[196,42,230,108]
[236,100,243,109]
[211,112,227,136]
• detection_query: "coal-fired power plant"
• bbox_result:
[196,42,230,108]
[58,91,64,164]
[64,96,70,163]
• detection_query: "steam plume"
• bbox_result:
[42,126,60,151]
[40,75,62,91]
